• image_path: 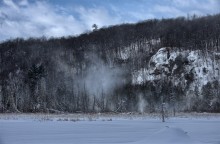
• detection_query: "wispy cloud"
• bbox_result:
[171,0,220,14]
[0,0,219,41]
[75,6,121,29]
[0,1,82,40]
[0,0,120,41]
[153,5,185,17]
[3,0,19,10]
[18,0,28,6]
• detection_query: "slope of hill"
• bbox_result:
[0,14,220,113]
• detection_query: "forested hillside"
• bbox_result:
[0,14,220,113]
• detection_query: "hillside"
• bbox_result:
[0,14,220,113]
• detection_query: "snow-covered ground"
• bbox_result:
[0,113,220,144]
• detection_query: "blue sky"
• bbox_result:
[0,0,219,41]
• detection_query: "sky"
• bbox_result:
[0,0,219,42]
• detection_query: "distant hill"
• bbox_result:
[0,14,220,113]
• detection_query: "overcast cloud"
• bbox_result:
[0,0,219,41]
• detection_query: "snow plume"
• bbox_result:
[137,93,147,113]
[53,50,125,99]
[83,54,125,98]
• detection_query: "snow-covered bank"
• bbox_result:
[0,113,220,144]
[1,112,220,121]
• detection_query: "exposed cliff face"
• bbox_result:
[132,47,220,91]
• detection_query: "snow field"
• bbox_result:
[0,113,220,144]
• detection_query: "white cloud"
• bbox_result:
[151,0,220,18]
[3,0,19,10]
[0,0,121,41]
[171,0,220,15]
[129,12,155,21]
[0,1,85,41]
[108,4,155,23]
[18,0,28,6]
[153,5,185,17]
[0,0,219,41]
[75,6,121,28]
[172,0,192,7]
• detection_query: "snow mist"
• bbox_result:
[84,54,124,98]
[138,94,147,113]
